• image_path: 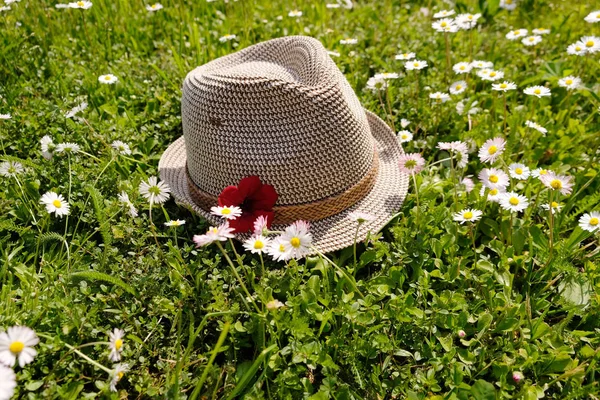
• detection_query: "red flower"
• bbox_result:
[218,176,278,233]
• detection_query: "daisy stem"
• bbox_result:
[259,252,265,278]
[449,156,459,212]
[377,89,392,130]
[385,85,396,132]
[414,71,420,105]
[508,212,513,246]
[468,29,473,62]
[215,241,260,313]
[548,191,555,261]
[12,174,40,230]
[469,223,476,253]
[503,93,507,135]
[444,33,451,83]
[352,223,360,273]
[412,173,420,226]
[228,238,244,268]
[61,341,113,374]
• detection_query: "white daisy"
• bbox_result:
[499,192,529,213]
[139,176,171,204]
[253,215,269,236]
[578,36,600,53]
[430,92,451,103]
[531,168,551,179]
[210,205,243,220]
[0,364,16,400]
[432,18,458,33]
[453,62,473,74]
[164,219,185,227]
[339,38,358,45]
[540,172,574,195]
[118,191,138,218]
[492,81,517,91]
[525,120,547,135]
[397,130,413,143]
[579,212,600,232]
[478,137,506,164]
[146,3,162,11]
[433,9,455,18]
[405,60,428,70]
[0,161,24,177]
[584,10,600,23]
[243,235,271,254]
[108,328,124,362]
[453,208,483,224]
[477,69,504,81]
[374,72,399,80]
[40,135,54,160]
[470,60,493,69]
[365,76,387,92]
[480,186,505,203]
[326,3,340,9]
[461,177,475,193]
[348,211,376,224]
[280,220,313,260]
[558,76,582,90]
[456,13,480,30]
[69,0,92,9]
[395,52,415,60]
[499,0,518,11]
[327,51,340,57]
[449,81,467,94]
[288,9,302,17]
[541,202,562,212]
[509,163,531,180]
[0,326,39,368]
[0,114,10,120]
[40,191,70,217]
[65,102,87,118]
[506,29,528,40]
[400,118,411,128]
[111,140,132,155]
[478,168,510,190]
[532,28,550,34]
[219,34,237,42]
[266,237,290,262]
[522,35,542,46]
[265,300,285,310]
[98,74,118,84]
[109,363,129,392]
[524,86,551,98]
[567,43,586,56]
[437,141,469,168]
[193,222,235,247]
[55,142,80,154]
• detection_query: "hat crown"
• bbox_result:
[182,36,375,205]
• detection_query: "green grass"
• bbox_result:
[1,0,600,398]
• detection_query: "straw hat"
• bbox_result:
[159,36,409,253]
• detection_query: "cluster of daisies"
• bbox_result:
[566,11,600,56]
[53,1,163,12]
[0,325,130,397]
[430,9,482,33]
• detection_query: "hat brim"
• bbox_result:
[158,110,409,254]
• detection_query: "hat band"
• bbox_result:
[185,151,380,225]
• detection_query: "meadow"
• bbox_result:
[1,0,600,398]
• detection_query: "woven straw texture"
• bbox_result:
[159,36,409,253]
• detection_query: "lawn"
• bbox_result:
[1,0,600,398]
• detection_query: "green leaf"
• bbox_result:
[70,271,138,296]
[471,379,496,400]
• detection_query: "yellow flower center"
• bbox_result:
[550,179,562,189]
[490,72,496,77]
[539,169,548,175]
[488,145,497,155]
[105,76,111,80]
[278,244,285,252]
[489,188,498,195]
[253,240,264,250]
[513,30,520,35]
[489,175,499,183]
[151,4,157,8]
[460,66,465,70]
[290,237,301,248]
[529,37,535,42]
[575,46,582,51]
[117,372,124,380]
[468,15,473,19]
[115,339,123,350]
[551,201,559,207]
[500,83,507,88]
[565,79,573,85]
[209,227,218,234]
[534,89,541,94]
[586,40,594,47]
[9,341,25,354]
[401,134,407,139]
[463,211,473,219]
[515,168,523,175]
[77,1,84,6]
[441,22,447,27]
[509,197,519,206]
[52,199,62,208]
[506,0,512,4]
[590,218,599,226]
[455,85,462,90]
[413,62,419,67]
[221,208,231,215]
